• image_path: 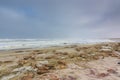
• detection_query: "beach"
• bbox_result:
[0,41,120,80]
[0,0,120,79]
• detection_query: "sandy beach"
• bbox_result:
[0,42,120,80]
[1,0,120,79]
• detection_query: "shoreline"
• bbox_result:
[0,41,115,51]
[0,38,115,51]
[0,42,120,80]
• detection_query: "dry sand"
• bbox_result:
[0,42,120,80]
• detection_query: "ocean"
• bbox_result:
[0,39,114,50]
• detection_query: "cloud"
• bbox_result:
[0,0,120,38]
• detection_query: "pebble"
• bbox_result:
[117,62,120,64]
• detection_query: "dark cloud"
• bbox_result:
[0,0,120,39]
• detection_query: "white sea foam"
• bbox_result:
[0,39,114,50]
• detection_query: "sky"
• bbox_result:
[0,0,120,39]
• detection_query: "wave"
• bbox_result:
[0,39,114,50]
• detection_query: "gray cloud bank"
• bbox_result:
[0,0,120,39]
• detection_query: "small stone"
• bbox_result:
[117,62,120,64]
[59,65,66,69]
[97,73,109,78]
[23,56,30,60]
[36,61,49,68]
[57,60,66,65]
[36,65,49,75]
[68,76,76,80]
[37,69,49,75]
[107,69,117,74]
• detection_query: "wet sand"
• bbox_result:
[0,42,120,80]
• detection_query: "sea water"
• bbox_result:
[0,39,114,50]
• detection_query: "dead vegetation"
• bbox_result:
[0,42,120,80]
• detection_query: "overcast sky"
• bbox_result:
[0,0,120,39]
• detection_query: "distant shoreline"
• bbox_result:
[0,38,117,51]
